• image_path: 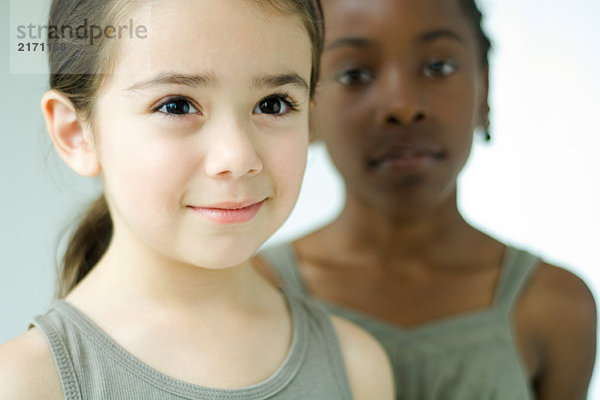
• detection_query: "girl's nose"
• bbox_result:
[203,117,263,179]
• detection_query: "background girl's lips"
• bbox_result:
[368,144,443,170]
[188,200,265,224]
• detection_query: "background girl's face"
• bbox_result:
[89,0,312,268]
[314,0,488,216]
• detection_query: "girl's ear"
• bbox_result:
[41,90,101,177]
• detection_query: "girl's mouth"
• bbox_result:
[187,200,266,224]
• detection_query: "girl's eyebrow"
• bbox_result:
[126,72,218,92]
[125,72,308,92]
[252,72,309,91]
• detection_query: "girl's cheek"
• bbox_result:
[274,136,308,188]
[102,138,190,197]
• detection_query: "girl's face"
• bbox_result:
[90,0,312,268]
[314,0,488,217]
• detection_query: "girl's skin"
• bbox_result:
[254,0,597,398]
[0,1,394,399]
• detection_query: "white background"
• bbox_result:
[1,0,599,396]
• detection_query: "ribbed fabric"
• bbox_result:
[31,289,353,400]
[260,244,539,400]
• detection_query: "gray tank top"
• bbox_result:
[31,289,353,400]
[260,244,539,400]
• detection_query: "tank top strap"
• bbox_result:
[259,243,309,296]
[494,246,540,312]
[283,290,354,399]
[30,315,83,400]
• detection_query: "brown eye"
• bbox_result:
[254,95,296,115]
[157,97,199,115]
[336,68,373,86]
[423,60,457,77]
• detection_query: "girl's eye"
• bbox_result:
[423,60,457,77]
[336,68,374,87]
[253,95,297,116]
[156,97,199,116]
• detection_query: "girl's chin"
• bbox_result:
[184,252,257,271]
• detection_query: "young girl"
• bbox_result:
[255,0,597,399]
[0,0,394,399]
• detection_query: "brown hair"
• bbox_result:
[49,0,324,298]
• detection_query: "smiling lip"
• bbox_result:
[188,200,265,224]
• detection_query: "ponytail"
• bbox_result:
[57,196,112,298]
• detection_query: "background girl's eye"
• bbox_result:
[157,98,198,115]
[254,95,295,115]
[336,68,374,87]
[424,60,457,77]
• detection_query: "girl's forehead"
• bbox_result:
[108,0,312,87]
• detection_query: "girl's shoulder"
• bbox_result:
[0,327,64,400]
[330,315,395,400]
[283,290,394,399]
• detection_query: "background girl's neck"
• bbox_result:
[313,189,498,265]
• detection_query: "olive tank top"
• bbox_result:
[260,244,539,400]
[31,289,353,399]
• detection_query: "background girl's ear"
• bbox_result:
[477,68,491,140]
[476,66,489,125]
[308,121,318,143]
[308,101,322,144]
[41,90,101,177]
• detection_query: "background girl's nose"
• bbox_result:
[377,68,427,127]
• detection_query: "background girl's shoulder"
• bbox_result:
[0,327,64,400]
[516,261,596,398]
[521,262,596,329]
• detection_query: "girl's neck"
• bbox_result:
[66,231,272,317]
